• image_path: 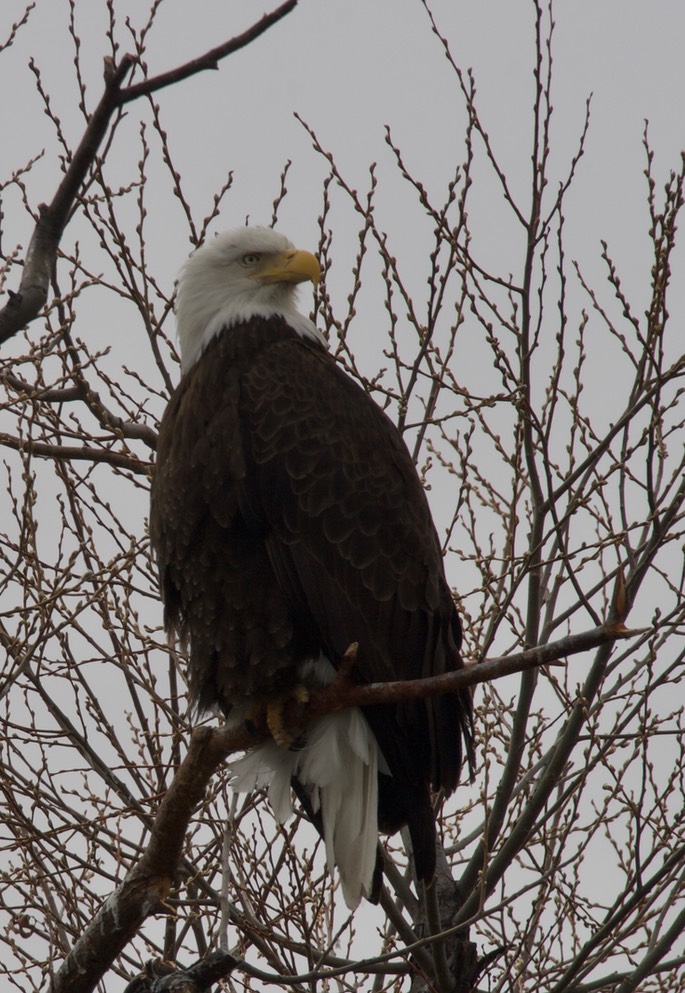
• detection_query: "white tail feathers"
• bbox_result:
[230,708,379,910]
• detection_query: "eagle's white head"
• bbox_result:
[175,226,324,371]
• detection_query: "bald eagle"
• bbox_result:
[150,227,473,909]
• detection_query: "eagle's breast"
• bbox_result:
[151,318,325,713]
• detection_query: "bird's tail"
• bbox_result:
[230,708,379,910]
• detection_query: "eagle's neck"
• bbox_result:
[176,287,326,373]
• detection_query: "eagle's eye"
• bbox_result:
[240,253,261,266]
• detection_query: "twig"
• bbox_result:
[119,2,297,103]
[0,432,151,474]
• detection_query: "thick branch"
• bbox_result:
[305,620,634,719]
[49,728,232,993]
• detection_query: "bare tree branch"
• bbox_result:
[119,1,298,104]
[0,2,299,348]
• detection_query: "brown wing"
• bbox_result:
[237,323,473,852]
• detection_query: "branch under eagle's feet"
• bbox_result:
[306,641,361,714]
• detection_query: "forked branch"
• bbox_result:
[0,1,298,348]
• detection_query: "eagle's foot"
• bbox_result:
[266,686,310,748]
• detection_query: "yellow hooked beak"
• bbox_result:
[250,248,321,287]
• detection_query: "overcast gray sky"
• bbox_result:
[3,0,685,466]
[1,2,684,988]
[3,0,685,274]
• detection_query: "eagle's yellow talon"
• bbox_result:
[266,687,310,747]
